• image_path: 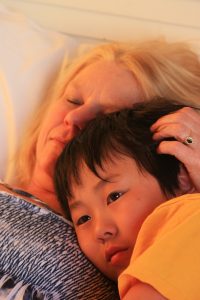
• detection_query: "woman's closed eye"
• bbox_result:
[66,98,82,106]
[76,215,91,226]
[107,191,124,205]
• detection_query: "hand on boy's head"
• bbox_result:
[151,106,200,192]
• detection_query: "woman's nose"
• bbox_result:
[64,105,97,130]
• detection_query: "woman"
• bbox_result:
[7,39,200,203]
[1,38,200,299]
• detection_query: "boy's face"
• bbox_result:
[69,154,168,281]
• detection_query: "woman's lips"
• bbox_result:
[51,137,66,145]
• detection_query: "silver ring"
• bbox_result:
[183,136,193,145]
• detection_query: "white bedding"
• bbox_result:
[0,4,82,179]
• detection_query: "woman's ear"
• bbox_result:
[177,163,196,195]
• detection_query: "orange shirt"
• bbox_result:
[119,194,200,300]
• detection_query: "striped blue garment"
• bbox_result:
[0,191,119,300]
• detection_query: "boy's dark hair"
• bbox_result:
[55,97,187,219]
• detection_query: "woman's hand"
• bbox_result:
[151,107,200,192]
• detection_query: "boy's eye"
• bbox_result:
[107,192,123,205]
[66,98,82,106]
[76,215,91,226]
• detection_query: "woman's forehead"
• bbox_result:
[67,60,144,105]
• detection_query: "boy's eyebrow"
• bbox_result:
[93,173,121,191]
[69,173,121,211]
[69,200,83,211]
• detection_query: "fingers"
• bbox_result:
[152,124,188,143]
[156,134,200,192]
[151,107,200,144]
[151,107,200,133]
[151,107,200,192]
[156,140,193,164]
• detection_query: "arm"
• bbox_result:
[122,282,167,300]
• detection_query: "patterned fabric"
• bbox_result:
[0,191,119,300]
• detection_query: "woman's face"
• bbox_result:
[35,60,143,179]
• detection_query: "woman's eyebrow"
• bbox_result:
[68,80,80,90]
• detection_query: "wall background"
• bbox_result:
[1,0,200,42]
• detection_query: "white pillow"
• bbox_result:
[0,4,80,179]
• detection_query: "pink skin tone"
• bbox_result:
[68,155,168,281]
[26,61,143,213]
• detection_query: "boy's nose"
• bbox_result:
[95,218,118,244]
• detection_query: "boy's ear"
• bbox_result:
[177,164,196,195]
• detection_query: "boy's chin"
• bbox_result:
[102,266,126,282]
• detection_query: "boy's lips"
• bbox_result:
[105,246,129,264]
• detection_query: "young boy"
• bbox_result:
[55,98,200,300]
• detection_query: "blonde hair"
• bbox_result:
[6,39,200,186]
